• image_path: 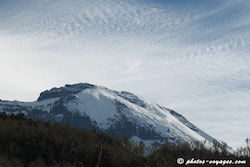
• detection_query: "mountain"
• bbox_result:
[0,83,215,146]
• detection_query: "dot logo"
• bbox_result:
[177,158,185,165]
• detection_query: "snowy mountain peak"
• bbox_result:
[1,83,215,147]
[38,83,96,101]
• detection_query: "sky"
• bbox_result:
[0,0,250,149]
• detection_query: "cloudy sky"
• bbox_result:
[0,0,250,149]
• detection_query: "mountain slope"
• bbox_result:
[0,83,215,146]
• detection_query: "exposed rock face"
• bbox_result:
[38,83,96,101]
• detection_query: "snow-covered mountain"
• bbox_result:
[0,83,215,146]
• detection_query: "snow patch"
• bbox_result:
[66,88,118,129]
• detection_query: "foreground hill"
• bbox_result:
[0,83,215,147]
[0,113,249,167]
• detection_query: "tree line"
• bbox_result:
[0,113,249,167]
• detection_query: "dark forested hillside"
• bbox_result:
[0,113,249,167]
